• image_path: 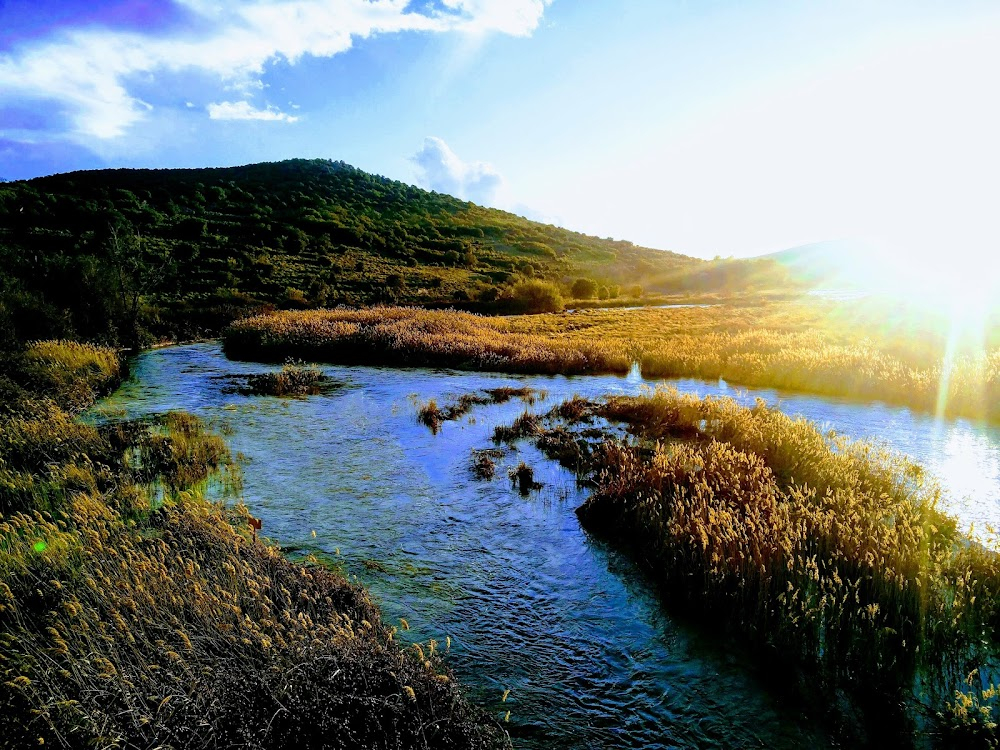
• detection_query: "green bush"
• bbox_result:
[502,280,563,314]
[571,278,598,299]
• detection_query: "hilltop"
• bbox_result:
[0,158,710,345]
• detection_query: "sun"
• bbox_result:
[830,237,999,418]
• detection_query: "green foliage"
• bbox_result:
[0,159,700,346]
[501,280,563,314]
[570,278,598,299]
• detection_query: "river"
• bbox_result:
[87,342,1000,748]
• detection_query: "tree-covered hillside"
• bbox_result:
[0,158,705,346]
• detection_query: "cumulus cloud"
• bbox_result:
[0,0,551,141]
[207,100,299,122]
[412,136,504,206]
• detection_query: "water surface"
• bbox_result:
[89,343,1000,748]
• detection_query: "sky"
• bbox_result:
[1,0,999,262]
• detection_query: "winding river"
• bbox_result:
[87,342,1000,749]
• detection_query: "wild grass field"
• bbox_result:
[0,341,508,749]
[224,300,1000,422]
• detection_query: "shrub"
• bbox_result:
[502,280,563,314]
[571,278,598,299]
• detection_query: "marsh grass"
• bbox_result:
[417,388,540,434]
[485,387,1000,743]
[227,362,330,397]
[225,304,1000,421]
[471,449,505,481]
[223,307,630,375]
[508,463,542,495]
[938,672,1000,747]
[492,413,541,444]
[0,342,510,749]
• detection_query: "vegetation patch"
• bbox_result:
[224,362,333,397]
[227,303,1000,422]
[492,413,541,444]
[471,449,505,481]
[508,462,542,495]
[0,344,510,749]
[417,387,540,433]
[225,307,629,375]
[0,159,710,346]
[487,388,1000,743]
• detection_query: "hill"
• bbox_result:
[762,239,890,292]
[0,158,703,346]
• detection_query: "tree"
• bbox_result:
[571,278,598,299]
[106,225,169,348]
[502,280,563,314]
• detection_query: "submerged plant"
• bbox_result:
[508,462,542,495]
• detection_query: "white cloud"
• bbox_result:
[412,136,504,206]
[207,100,299,122]
[0,0,550,141]
[437,0,551,36]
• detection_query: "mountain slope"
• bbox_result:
[0,158,700,343]
[762,240,880,290]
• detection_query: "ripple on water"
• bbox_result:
[87,342,1000,748]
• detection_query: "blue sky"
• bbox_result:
[1,0,998,261]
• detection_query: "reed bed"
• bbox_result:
[224,304,1000,421]
[0,343,509,749]
[233,362,329,397]
[505,387,1000,742]
[14,340,122,414]
[223,307,631,375]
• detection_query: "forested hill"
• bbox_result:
[0,158,705,345]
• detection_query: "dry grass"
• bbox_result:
[417,387,539,433]
[507,387,1000,740]
[234,362,329,397]
[1,490,505,749]
[0,343,509,749]
[223,307,630,375]
[18,340,122,413]
[224,303,1000,421]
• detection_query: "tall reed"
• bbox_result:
[224,304,1000,422]
[0,341,509,749]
